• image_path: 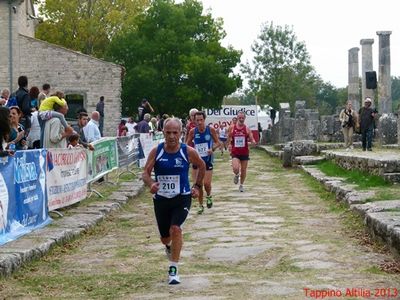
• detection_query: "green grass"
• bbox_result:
[316,160,391,189]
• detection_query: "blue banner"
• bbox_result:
[0,149,51,245]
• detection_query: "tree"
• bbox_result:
[35,0,149,58]
[242,22,318,110]
[107,0,242,117]
[314,80,341,115]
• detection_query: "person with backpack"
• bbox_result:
[14,75,31,133]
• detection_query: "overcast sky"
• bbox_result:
[200,0,399,88]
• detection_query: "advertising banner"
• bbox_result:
[204,105,258,130]
[0,149,51,245]
[204,105,259,142]
[87,137,118,182]
[117,134,141,168]
[46,148,88,211]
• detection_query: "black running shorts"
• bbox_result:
[153,194,192,238]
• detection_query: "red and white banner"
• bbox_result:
[204,105,259,142]
[46,148,88,211]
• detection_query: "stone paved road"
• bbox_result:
[1,149,399,299]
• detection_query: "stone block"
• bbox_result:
[378,113,397,145]
[290,140,318,156]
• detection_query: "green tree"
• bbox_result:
[107,0,242,116]
[242,22,318,110]
[35,0,149,58]
[314,80,341,115]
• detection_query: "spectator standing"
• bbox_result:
[270,108,276,125]
[118,119,127,136]
[38,83,51,106]
[359,97,376,151]
[149,117,158,135]
[157,114,168,131]
[72,112,94,151]
[0,106,13,157]
[125,117,137,135]
[96,96,105,136]
[67,133,82,149]
[138,98,154,122]
[27,109,41,149]
[84,111,102,143]
[339,101,358,150]
[0,88,10,106]
[29,86,40,111]
[135,113,151,133]
[14,75,31,132]
[42,103,72,149]
[9,106,27,150]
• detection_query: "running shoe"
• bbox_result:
[206,196,213,208]
[233,174,239,184]
[168,266,180,285]
[239,184,244,192]
[197,205,204,215]
[165,245,172,261]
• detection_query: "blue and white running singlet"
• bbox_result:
[154,142,191,199]
[194,126,213,163]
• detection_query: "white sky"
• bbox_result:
[200,0,399,88]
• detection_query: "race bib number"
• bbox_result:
[157,175,180,198]
[195,142,209,157]
[234,136,245,148]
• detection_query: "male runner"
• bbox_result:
[228,111,255,192]
[142,118,205,285]
[186,111,220,214]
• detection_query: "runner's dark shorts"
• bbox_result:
[192,161,213,171]
[153,194,192,238]
[231,154,250,161]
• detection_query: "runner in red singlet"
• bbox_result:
[227,111,255,192]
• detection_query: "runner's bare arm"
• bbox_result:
[210,127,221,152]
[247,127,256,145]
[185,128,195,145]
[142,147,159,194]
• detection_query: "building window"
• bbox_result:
[65,93,85,122]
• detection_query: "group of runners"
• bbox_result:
[142,109,256,285]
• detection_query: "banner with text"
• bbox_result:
[0,150,51,245]
[87,138,118,182]
[204,105,259,142]
[117,134,141,168]
[204,105,258,130]
[138,133,164,168]
[46,148,88,211]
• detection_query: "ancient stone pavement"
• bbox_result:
[1,149,399,299]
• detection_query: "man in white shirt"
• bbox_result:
[84,111,102,142]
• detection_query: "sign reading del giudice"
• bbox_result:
[204,105,258,130]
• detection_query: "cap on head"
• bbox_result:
[364,97,372,103]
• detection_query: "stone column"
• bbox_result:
[348,47,360,111]
[360,39,374,108]
[377,31,392,114]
